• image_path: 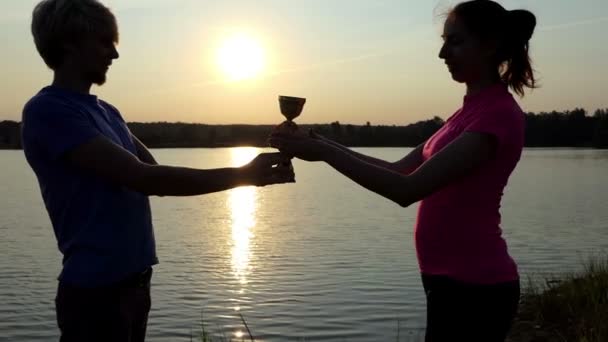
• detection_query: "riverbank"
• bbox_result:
[508,254,608,342]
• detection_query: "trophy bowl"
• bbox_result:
[279,95,306,121]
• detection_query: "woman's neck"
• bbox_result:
[466,72,502,96]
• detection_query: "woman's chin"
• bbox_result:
[449,71,466,83]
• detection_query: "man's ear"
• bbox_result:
[59,41,81,67]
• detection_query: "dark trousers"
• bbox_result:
[55,268,153,342]
[422,274,520,342]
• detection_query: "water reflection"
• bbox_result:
[229,186,256,285]
[228,148,259,287]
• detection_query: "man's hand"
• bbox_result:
[241,152,295,186]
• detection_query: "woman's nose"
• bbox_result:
[438,43,448,60]
[111,46,119,60]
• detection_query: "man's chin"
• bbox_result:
[88,72,107,86]
[93,76,107,86]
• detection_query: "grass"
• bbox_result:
[508,254,608,342]
[191,311,255,342]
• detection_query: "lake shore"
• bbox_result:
[508,254,608,342]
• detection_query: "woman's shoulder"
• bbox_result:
[478,91,525,123]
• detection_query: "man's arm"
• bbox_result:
[131,134,158,165]
[65,136,292,197]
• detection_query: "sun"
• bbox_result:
[217,33,266,81]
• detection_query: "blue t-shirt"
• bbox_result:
[21,86,158,288]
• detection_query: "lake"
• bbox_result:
[1,148,608,341]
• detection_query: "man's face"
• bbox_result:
[67,33,119,85]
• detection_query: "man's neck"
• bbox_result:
[52,71,92,95]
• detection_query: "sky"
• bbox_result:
[1,0,607,125]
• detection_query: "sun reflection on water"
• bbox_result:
[228,147,259,288]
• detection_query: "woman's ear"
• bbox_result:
[481,39,499,60]
[62,41,78,55]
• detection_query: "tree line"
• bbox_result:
[1,108,607,149]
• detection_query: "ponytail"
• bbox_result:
[501,10,537,96]
[451,1,538,96]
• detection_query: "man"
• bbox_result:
[21,1,293,341]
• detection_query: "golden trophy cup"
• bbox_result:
[279,95,306,122]
[276,95,306,167]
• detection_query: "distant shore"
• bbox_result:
[2,108,608,149]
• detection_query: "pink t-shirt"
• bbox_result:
[414,83,524,284]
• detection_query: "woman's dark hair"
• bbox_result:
[450,0,537,96]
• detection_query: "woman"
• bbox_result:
[270,1,537,341]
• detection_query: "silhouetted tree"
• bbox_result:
[1,108,607,149]
[593,108,608,148]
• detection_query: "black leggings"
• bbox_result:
[422,274,520,342]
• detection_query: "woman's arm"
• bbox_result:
[323,132,496,207]
[313,131,424,174]
[271,132,495,207]
[391,143,424,174]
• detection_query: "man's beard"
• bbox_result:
[87,70,107,86]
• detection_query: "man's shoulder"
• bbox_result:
[22,93,55,128]
[23,87,96,121]
[24,89,59,110]
[21,89,92,144]
[98,98,117,110]
[23,88,75,118]
[98,99,125,123]
[98,99,122,116]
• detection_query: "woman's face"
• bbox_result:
[438,16,494,84]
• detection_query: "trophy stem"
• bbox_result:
[278,95,305,170]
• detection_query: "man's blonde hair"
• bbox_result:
[31,0,119,70]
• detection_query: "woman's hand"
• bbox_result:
[269,131,329,162]
[308,129,330,143]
